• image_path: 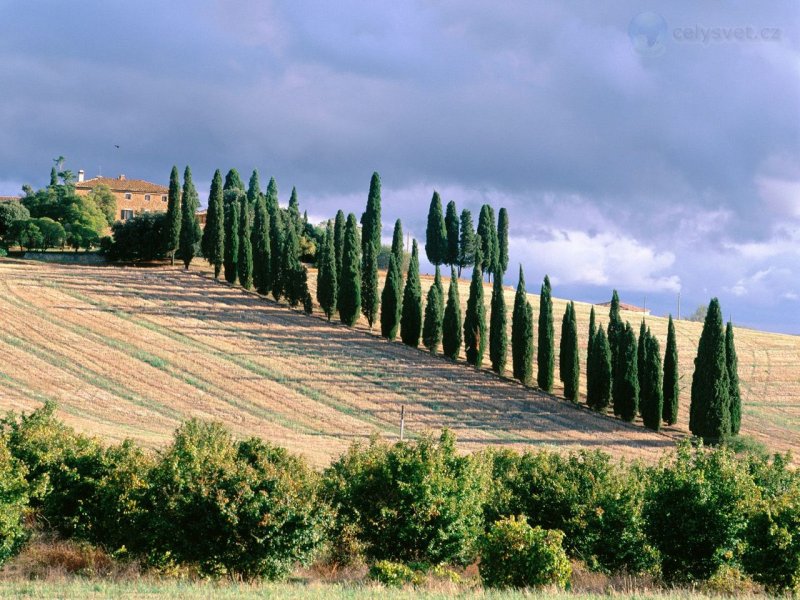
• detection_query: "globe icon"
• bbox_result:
[628,12,668,57]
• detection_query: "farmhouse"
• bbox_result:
[74,170,169,221]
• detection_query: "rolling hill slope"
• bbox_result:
[1,259,797,465]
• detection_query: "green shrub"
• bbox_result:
[480,516,571,589]
[483,448,657,574]
[147,420,327,580]
[0,434,28,565]
[643,441,757,582]
[368,560,418,587]
[323,430,488,566]
[742,458,800,594]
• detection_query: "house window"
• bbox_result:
[145,194,151,202]
[162,195,167,202]
[120,209,134,220]
[124,193,132,200]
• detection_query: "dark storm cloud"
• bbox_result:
[0,1,797,331]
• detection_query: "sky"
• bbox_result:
[0,1,798,333]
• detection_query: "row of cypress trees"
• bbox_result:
[200,168,312,312]
[164,165,202,269]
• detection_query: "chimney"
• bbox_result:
[78,169,85,183]
[118,174,126,181]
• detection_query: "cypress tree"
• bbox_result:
[361,172,382,260]
[476,204,498,280]
[390,218,404,267]
[689,298,731,443]
[165,165,181,265]
[338,213,361,326]
[496,207,509,275]
[464,242,487,367]
[251,191,271,295]
[400,240,423,347]
[223,194,240,284]
[266,178,284,301]
[178,166,201,269]
[511,265,533,384]
[246,170,261,206]
[489,270,507,374]
[334,210,346,287]
[726,321,741,436]
[587,305,596,369]
[608,290,625,415]
[300,265,313,314]
[640,330,663,431]
[457,209,475,277]
[223,169,244,191]
[445,200,459,267]
[202,169,225,279]
[662,315,680,425]
[617,323,639,422]
[287,187,302,236]
[537,275,554,392]
[361,240,379,329]
[380,253,403,340]
[425,191,448,266]
[49,166,58,187]
[237,194,253,289]
[587,327,612,411]
[281,221,302,306]
[422,266,445,354]
[564,301,580,402]
[442,267,463,360]
[637,320,647,396]
[559,303,570,385]
[317,221,338,321]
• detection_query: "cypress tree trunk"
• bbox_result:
[726,321,741,435]
[251,193,271,295]
[640,330,663,431]
[400,240,423,347]
[442,267,463,359]
[361,240,379,329]
[237,195,253,290]
[662,315,680,425]
[608,290,624,416]
[425,191,447,266]
[618,323,639,422]
[511,266,533,384]
[445,200,459,267]
[537,275,554,392]
[165,165,181,265]
[489,271,507,374]
[178,166,201,270]
[564,302,580,402]
[338,214,361,325]
[422,266,445,354]
[587,327,612,411]
[464,242,486,367]
[223,195,240,284]
[334,210,346,289]
[690,298,730,443]
[380,254,402,340]
[317,221,338,321]
[202,170,225,279]
[496,207,509,276]
[457,209,475,277]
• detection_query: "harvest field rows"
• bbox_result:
[2,259,798,464]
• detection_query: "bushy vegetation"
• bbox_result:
[0,404,796,592]
[480,516,571,589]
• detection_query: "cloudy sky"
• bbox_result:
[1,1,798,333]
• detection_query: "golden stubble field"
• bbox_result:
[2,258,798,466]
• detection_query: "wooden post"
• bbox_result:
[400,405,405,441]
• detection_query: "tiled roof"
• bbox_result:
[0,196,21,203]
[76,176,168,194]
